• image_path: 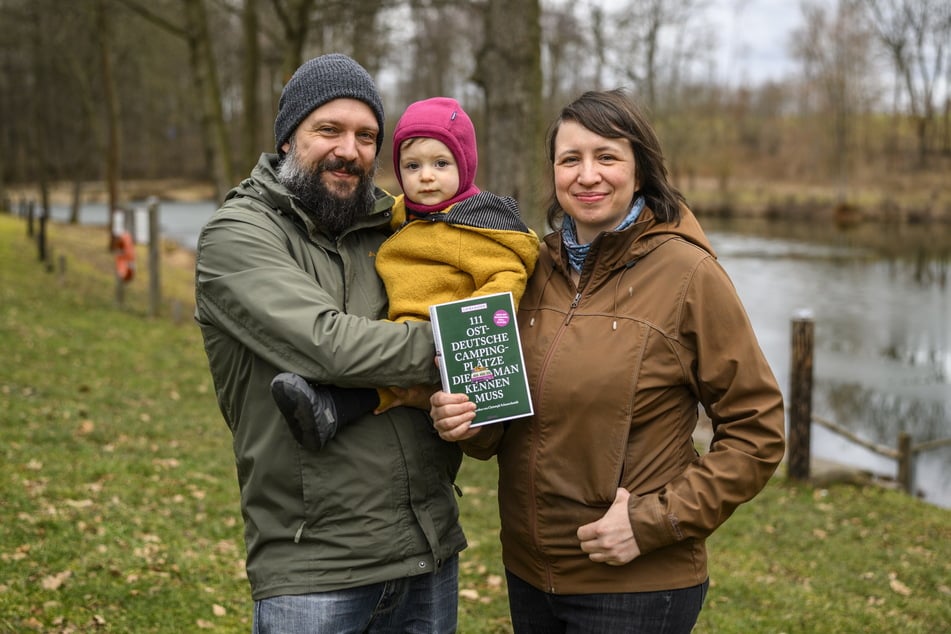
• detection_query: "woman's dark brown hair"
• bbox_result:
[545,88,684,230]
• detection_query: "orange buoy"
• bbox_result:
[113,231,135,282]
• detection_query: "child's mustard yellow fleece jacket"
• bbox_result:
[377,191,540,323]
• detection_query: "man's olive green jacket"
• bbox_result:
[195,153,466,600]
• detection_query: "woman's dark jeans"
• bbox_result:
[506,569,708,633]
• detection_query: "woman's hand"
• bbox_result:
[430,390,481,442]
[576,488,641,565]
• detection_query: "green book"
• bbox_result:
[429,291,533,426]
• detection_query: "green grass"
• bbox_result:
[1,212,949,633]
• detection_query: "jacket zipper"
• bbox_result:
[529,284,583,592]
[565,290,582,324]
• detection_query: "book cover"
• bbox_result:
[429,291,533,426]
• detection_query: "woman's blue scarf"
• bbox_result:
[562,196,645,273]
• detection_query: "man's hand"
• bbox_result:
[576,488,641,565]
[376,384,439,413]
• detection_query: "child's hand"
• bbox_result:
[375,384,439,413]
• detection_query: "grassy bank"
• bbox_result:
[1,212,949,633]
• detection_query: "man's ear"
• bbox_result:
[281,141,291,154]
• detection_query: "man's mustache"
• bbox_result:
[318,157,363,176]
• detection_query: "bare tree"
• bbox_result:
[24,3,105,216]
[269,0,317,82]
[27,0,55,219]
[867,0,949,164]
[792,0,877,199]
[262,0,392,144]
[241,0,262,172]
[935,1,951,154]
[540,3,595,111]
[396,1,474,102]
[600,0,716,189]
[607,0,709,112]
[98,0,122,240]
[340,0,391,74]
[2,0,946,212]
[185,0,236,198]
[118,0,236,199]
[0,1,34,192]
[63,31,103,224]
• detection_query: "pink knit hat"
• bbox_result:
[392,97,480,214]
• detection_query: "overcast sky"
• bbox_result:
[708,0,806,84]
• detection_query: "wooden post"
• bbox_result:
[896,432,912,494]
[115,272,125,307]
[171,299,184,325]
[58,254,67,285]
[788,310,814,481]
[147,197,161,318]
[112,209,124,309]
[27,200,35,237]
[37,211,48,261]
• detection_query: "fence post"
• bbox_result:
[788,310,814,481]
[147,197,161,318]
[112,209,125,308]
[896,432,912,494]
[37,210,48,262]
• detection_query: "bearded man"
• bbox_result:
[194,54,465,633]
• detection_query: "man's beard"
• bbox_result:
[277,140,377,236]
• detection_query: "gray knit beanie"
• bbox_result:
[274,53,385,156]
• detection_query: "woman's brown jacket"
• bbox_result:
[463,205,786,594]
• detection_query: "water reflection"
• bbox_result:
[46,200,216,253]
[820,383,948,441]
[704,216,951,508]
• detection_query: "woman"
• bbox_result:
[430,89,786,633]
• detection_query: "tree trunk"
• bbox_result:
[475,0,544,232]
[29,2,52,223]
[242,0,261,172]
[347,1,385,75]
[184,0,234,201]
[69,178,82,224]
[97,0,121,247]
[275,0,316,84]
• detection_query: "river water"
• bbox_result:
[46,202,951,508]
[705,216,950,509]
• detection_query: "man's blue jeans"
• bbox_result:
[252,555,458,633]
[506,569,708,633]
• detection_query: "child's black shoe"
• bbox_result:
[270,373,339,450]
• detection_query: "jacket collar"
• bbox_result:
[544,205,716,280]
